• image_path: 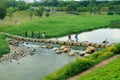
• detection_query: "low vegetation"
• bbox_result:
[44,44,120,80]
[79,48,120,80]
[0,35,10,57]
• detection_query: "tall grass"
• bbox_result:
[0,35,10,57]
[0,13,120,38]
[44,44,120,80]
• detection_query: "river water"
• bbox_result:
[57,28,120,44]
[0,28,120,80]
[0,42,77,80]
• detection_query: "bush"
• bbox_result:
[111,44,120,54]
[107,12,114,15]
[46,12,50,17]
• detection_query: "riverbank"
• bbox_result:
[78,54,120,80]
[44,43,120,80]
[0,38,27,62]
[69,54,120,80]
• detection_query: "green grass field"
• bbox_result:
[79,55,120,80]
[0,12,120,38]
[0,35,10,57]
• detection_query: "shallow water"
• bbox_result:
[0,42,77,80]
[57,28,120,44]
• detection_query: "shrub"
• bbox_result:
[46,12,50,17]
[107,12,114,15]
[111,44,120,54]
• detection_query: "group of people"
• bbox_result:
[25,31,46,39]
[68,33,78,42]
[24,31,109,44]
[68,33,109,44]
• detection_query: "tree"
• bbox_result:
[0,3,6,20]
[108,5,120,15]
[66,2,78,11]
[36,7,44,17]
[29,9,34,19]
[7,7,15,20]
[17,1,30,11]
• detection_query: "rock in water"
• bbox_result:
[63,48,71,52]
[56,49,62,54]
[79,51,85,56]
[60,46,65,50]
[68,51,76,56]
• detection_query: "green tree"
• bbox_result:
[29,9,34,19]
[7,7,15,20]
[66,2,78,11]
[36,7,44,17]
[0,3,6,20]
[17,1,30,11]
[108,5,120,15]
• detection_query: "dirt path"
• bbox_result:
[68,54,120,80]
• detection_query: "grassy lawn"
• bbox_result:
[0,12,120,38]
[0,35,10,57]
[79,55,120,80]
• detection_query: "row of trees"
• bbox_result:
[0,0,120,20]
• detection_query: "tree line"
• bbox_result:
[0,0,120,20]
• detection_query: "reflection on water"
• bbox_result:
[57,28,120,44]
[0,42,76,80]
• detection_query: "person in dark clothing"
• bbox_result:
[31,31,34,38]
[102,39,108,44]
[75,33,78,42]
[25,31,27,37]
[68,34,71,42]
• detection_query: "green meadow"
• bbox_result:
[79,54,120,80]
[0,12,120,38]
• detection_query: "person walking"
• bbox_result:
[102,39,108,44]
[25,31,27,37]
[31,31,34,38]
[37,32,41,39]
[75,33,78,42]
[42,32,46,39]
[68,34,71,42]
